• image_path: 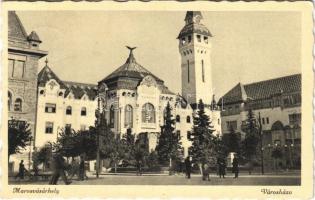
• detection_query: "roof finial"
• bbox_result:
[45,57,48,66]
[125,46,137,63]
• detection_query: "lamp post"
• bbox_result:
[258,112,264,175]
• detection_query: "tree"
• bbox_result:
[156,102,182,172]
[8,119,32,158]
[228,126,241,153]
[32,144,52,171]
[121,128,136,166]
[189,99,217,174]
[134,133,149,168]
[241,109,260,174]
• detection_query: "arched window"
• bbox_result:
[186,116,191,123]
[14,98,22,112]
[176,115,180,123]
[66,106,72,115]
[142,103,155,123]
[8,91,12,111]
[124,105,133,128]
[81,107,87,116]
[110,105,115,128]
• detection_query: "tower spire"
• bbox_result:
[125,46,137,63]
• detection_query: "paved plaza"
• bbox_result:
[10,172,300,186]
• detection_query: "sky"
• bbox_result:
[17,11,301,98]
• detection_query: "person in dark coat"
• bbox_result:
[202,163,210,181]
[49,153,71,185]
[79,155,88,180]
[15,160,27,180]
[136,160,142,176]
[232,156,239,178]
[218,158,226,178]
[185,156,192,179]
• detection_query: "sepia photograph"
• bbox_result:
[1,1,313,198]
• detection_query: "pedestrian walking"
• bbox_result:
[79,154,88,180]
[184,156,192,179]
[136,160,142,176]
[232,156,239,178]
[69,158,80,180]
[218,158,226,178]
[15,160,27,180]
[49,153,71,185]
[202,163,210,181]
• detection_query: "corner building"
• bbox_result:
[8,11,47,173]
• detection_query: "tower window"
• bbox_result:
[176,115,180,123]
[197,35,201,42]
[187,60,190,83]
[188,35,192,43]
[66,106,72,115]
[201,60,205,82]
[181,37,186,45]
[81,107,87,116]
[186,116,191,123]
[204,36,208,44]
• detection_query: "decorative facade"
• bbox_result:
[35,61,98,148]
[8,11,48,173]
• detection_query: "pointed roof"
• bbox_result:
[28,31,42,43]
[177,11,212,39]
[38,59,67,89]
[38,60,97,100]
[8,11,28,41]
[218,74,301,105]
[101,47,163,83]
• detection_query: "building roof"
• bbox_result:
[219,74,301,105]
[177,11,212,39]
[28,31,42,43]
[100,47,175,95]
[101,47,163,83]
[8,11,28,41]
[38,61,97,100]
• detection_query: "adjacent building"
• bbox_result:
[219,74,301,169]
[8,11,48,172]
[35,61,98,148]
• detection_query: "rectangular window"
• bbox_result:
[266,117,269,124]
[289,113,301,125]
[197,35,201,42]
[262,118,265,124]
[45,122,54,134]
[8,59,14,77]
[45,103,56,113]
[201,60,205,82]
[12,60,25,78]
[187,60,190,83]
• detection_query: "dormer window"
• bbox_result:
[197,35,201,42]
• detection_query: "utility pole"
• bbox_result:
[258,112,264,175]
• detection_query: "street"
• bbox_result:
[10,172,300,185]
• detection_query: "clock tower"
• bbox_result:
[178,11,213,106]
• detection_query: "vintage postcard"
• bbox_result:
[0,1,313,199]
